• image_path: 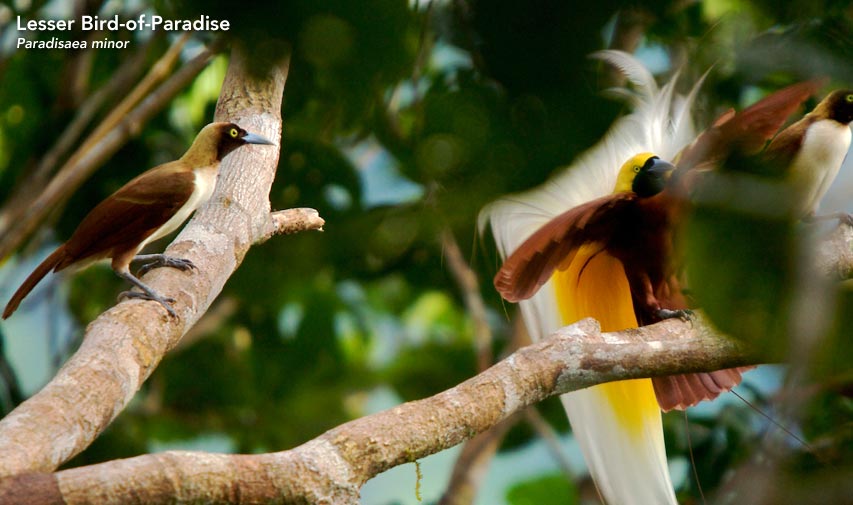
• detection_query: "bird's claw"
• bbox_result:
[657,308,694,322]
[118,290,177,317]
[137,256,197,277]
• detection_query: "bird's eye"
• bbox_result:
[846,94,853,103]
[229,128,239,138]
[633,166,641,173]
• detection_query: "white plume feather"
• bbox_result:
[481,50,700,262]
[593,49,658,99]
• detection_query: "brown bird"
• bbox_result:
[763,89,853,222]
[675,80,827,174]
[3,122,274,319]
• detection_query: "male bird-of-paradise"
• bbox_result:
[481,51,698,505]
[3,122,274,319]
[481,50,821,504]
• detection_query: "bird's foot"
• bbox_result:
[118,290,177,317]
[838,213,853,227]
[657,308,694,322]
[134,254,197,277]
[803,212,853,227]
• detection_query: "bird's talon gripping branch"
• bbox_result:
[118,290,178,317]
[657,308,694,322]
[134,254,197,277]
[118,290,177,305]
[804,211,853,227]
[116,269,180,317]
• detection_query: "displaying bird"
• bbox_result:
[3,122,274,319]
[482,50,697,505]
[482,50,821,504]
[764,89,853,222]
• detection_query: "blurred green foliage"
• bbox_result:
[506,474,578,505]
[1,0,852,503]
[686,203,799,355]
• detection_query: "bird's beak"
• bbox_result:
[242,132,276,145]
[648,159,676,179]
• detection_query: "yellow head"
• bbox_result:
[613,153,675,197]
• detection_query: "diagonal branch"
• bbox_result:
[0,45,310,477]
[0,316,761,504]
[0,34,160,225]
[80,33,191,151]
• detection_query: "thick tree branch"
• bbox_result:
[0,316,761,504]
[0,46,309,477]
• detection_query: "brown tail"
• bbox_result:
[3,245,67,319]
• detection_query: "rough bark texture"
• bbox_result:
[265,208,326,241]
[816,224,853,279]
[0,316,760,504]
[0,46,308,477]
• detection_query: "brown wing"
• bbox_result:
[721,79,823,152]
[494,192,638,302]
[675,79,823,173]
[762,115,813,172]
[60,162,195,267]
[653,367,755,411]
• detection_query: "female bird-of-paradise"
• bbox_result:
[3,122,274,319]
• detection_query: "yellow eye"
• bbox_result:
[633,166,641,173]
[229,128,239,138]
[846,94,853,103]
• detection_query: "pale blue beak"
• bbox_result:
[242,132,275,145]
